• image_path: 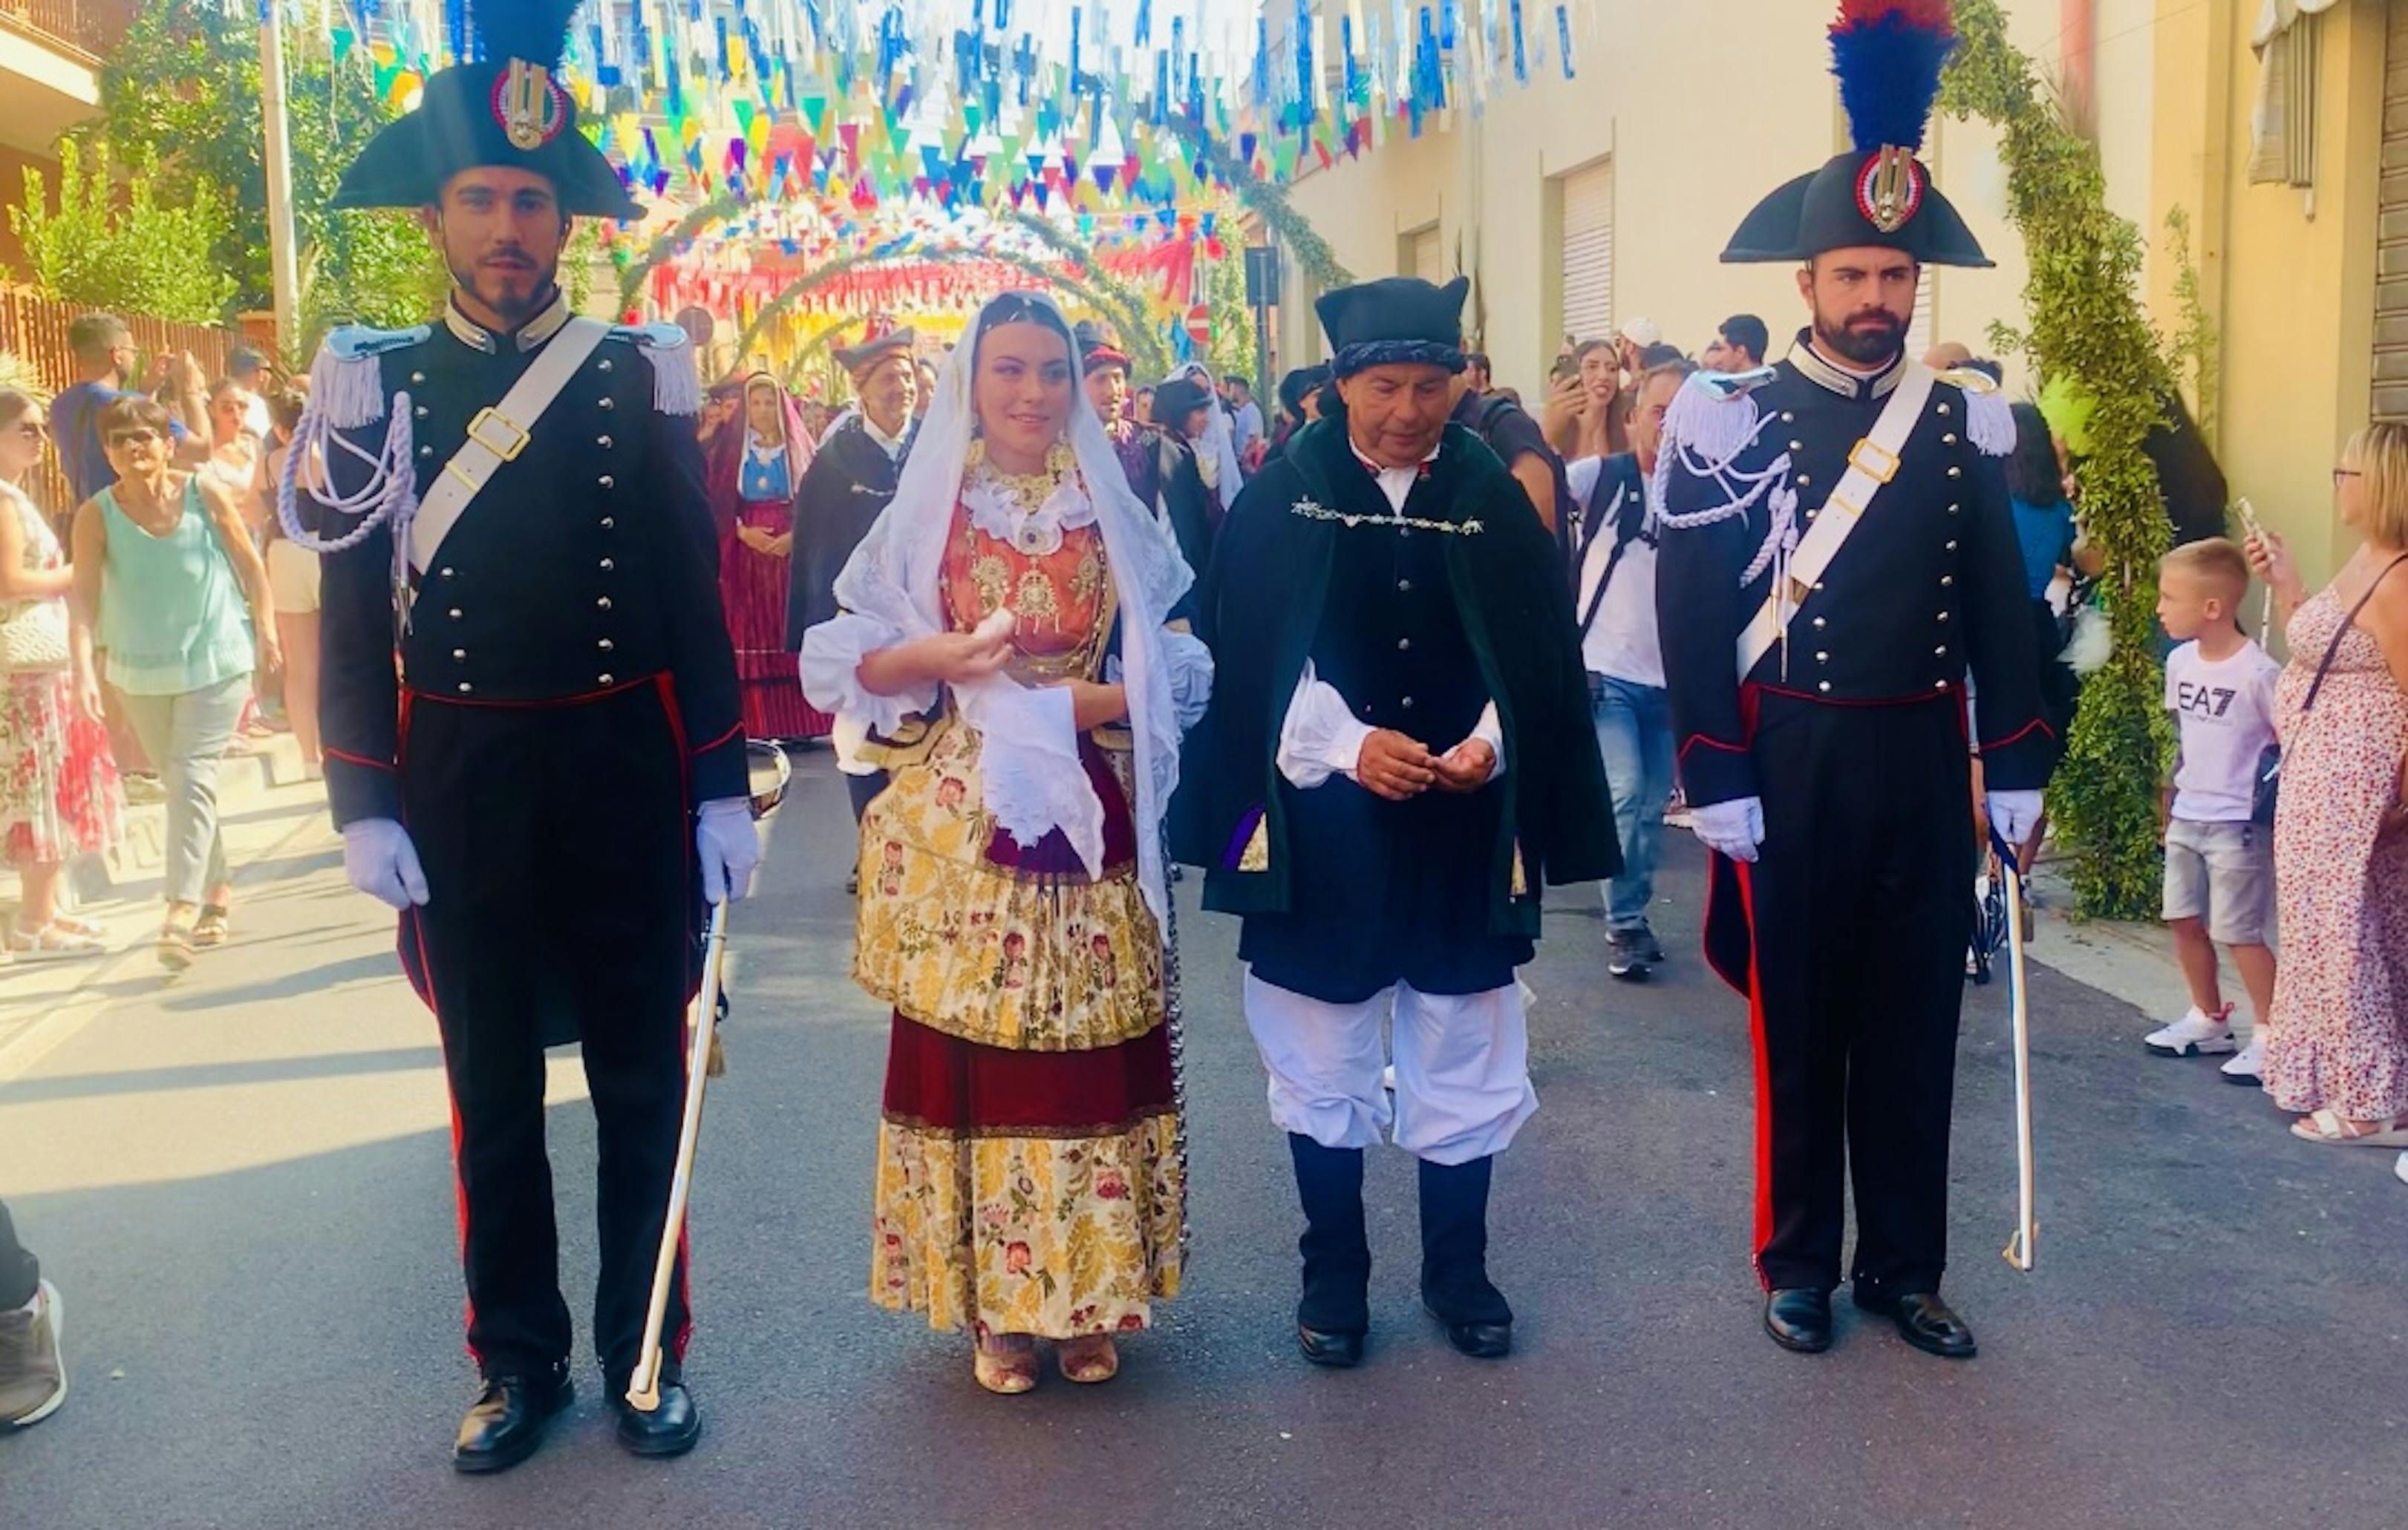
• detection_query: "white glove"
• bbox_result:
[1987,789,2043,850]
[696,797,760,905]
[342,818,428,910]
[1691,797,1766,864]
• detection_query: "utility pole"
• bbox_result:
[260,0,302,359]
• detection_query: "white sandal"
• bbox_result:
[2288,1109,2408,1148]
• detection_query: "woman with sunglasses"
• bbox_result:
[68,396,275,967]
[0,388,120,958]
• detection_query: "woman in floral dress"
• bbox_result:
[2245,424,2408,1151]
[803,292,1210,1393]
[0,386,120,957]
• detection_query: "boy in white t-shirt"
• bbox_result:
[2145,539,2283,1081]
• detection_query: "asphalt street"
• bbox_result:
[2,753,2403,1529]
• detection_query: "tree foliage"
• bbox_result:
[84,0,442,342]
[10,140,237,324]
[1941,0,2176,920]
[1206,248,1259,392]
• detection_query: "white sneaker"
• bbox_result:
[2393,1151,2407,1189]
[2144,1007,2237,1057]
[1382,1063,1397,1093]
[2220,1036,2265,1084]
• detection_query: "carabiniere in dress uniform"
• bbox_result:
[1654,0,2060,1364]
[275,0,757,1475]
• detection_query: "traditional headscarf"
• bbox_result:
[806,291,1204,924]
[1174,361,1246,508]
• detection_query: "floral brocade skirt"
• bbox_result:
[858,714,1182,1338]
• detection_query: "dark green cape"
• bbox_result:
[1171,416,1619,938]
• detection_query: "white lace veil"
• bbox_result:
[824,291,1196,925]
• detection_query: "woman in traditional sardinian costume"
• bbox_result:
[800,292,1211,1394]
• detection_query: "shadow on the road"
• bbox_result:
[156,952,403,1012]
[0,1044,446,1104]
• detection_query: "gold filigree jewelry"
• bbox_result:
[967,439,1076,511]
[970,554,1011,615]
[1290,497,1482,535]
[1013,569,1063,629]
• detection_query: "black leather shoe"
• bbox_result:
[1762,1288,1833,1353]
[1427,1310,1514,1359]
[1854,1288,1977,1359]
[453,1369,572,1475]
[1418,1157,1513,1360]
[1296,1325,1365,1367]
[1290,1136,1371,1370]
[613,1381,702,1457]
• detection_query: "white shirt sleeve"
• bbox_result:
[1469,700,1508,782]
[1565,456,1603,509]
[1276,661,1375,788]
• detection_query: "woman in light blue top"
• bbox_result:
[68,396,275,968]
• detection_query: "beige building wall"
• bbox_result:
[1273,0,2398,588]
[1274,1,2124,401]
[2148,0,2396,586]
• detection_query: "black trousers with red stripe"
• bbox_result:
[1706,688,1974,1296]
[399,678,696,1387]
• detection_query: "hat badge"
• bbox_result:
[492,59,568,151]
[1855,146,1925,236]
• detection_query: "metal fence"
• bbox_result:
[0,284,244,517]
[0,0,133,58]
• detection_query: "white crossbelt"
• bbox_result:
[408,316,612,573]
[1735,361,1936,679]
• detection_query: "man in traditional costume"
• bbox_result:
[1654,0,2057,1361]
[278,0,756,1469]
[1175,275,1616,1367]
[1081,333,1216,588]
[786,323,921,854]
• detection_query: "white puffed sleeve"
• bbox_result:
[1275,661,1375,789]
[799,613,934,738]
[1159,626,1214,732]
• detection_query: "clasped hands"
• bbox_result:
[895,624,1126,728]
[1356,728,1495,802]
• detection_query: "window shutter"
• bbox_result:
[1559,159,1615,344]
[1908,269,1936,362]
[2375,0,2408,423]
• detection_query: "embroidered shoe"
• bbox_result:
[2144,1006,2237,1058]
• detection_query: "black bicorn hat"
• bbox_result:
[1314,275,1470,378]
[333,0,642,220]
[1723,1,1990,269]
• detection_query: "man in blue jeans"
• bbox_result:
[1567,360,1692,978]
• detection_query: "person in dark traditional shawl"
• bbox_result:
[1173,275,1617,1370]
[786,324,920,881]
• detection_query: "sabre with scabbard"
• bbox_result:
[626,740,792,1414]
[1992,830,2037,1272]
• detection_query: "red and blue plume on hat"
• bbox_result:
[1830,0,1959,154]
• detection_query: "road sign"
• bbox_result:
[1186,304,1213,346]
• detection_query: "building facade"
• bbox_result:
[1273,0,2401,586]
[0,0,132,275]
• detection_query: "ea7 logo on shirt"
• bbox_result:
[2176,681,2238,718]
